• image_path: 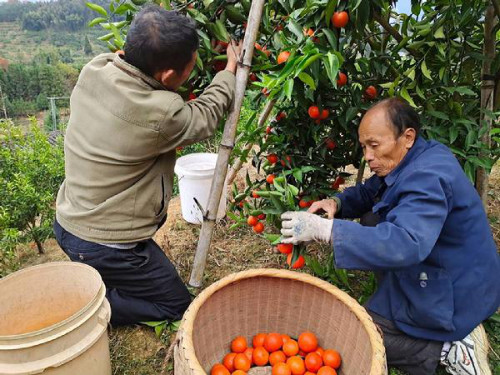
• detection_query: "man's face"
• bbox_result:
[156,51,198,91]
[358,106,416,177]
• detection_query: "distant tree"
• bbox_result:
[83,35,93,56]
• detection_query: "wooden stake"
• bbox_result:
[476,5,496,209]
[227,99,276,185]
[189,0,266,288]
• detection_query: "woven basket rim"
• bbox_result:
[178,268,386,374]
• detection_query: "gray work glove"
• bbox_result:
[280,211,333,244]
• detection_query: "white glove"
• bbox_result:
[280,211,333,244]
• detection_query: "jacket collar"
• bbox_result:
[384,136,428,186]
[113,54,166,91]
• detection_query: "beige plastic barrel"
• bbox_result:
[0,262,112,375]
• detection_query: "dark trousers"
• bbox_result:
[361,211,443,374]
[368,310,443,375]
[53,220,191,326]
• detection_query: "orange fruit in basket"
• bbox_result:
[304,373,315,375]
[298,332,318,353]
[287,356,306,375]
[211,364,230,375]
[222,353,237,372]
[315,347,325,357]
[317,366,337,375]
[273,362,292,375]
[281,334,291,343]
[244,347,254,362]
[298,349,307,357]
[234,353,252,372]
[265,332,284,352]
[305,352,323,372]
[233,371,247,375]
[253,346,270,366]
[322,350,341,369]
[283,339,299,357]
[270,350,287,366]
[253,333,267,347]
[231,336,248,353]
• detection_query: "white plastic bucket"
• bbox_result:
[0,262,112,375]
[174,153,227,224]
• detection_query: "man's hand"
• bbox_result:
[280,211,333,245]
[308,199,338,219]
[225,40,243,74]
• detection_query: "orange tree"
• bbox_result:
[87,0,499,272]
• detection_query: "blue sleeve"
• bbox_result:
[332,170,451,271]
[336,175,382,219]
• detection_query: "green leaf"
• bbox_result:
[295,54,322,76]
[287,19,305,43]
[428,111,449,121]
[464,161,475,183]
[325,0,338,27]
[88,17,107,27]
[449,127,459,144]
[465,130,477,150]
[434,26,445,39]
[109,23,124,48]
[444,87,476,96]
[305,256,325,277]
[323,29,337,50]
[292,169,303,183]
[298,72,316,90]
[215,20,229,42]
[284,79,294,101]
[400,87,416,108]
[86,2,108,17]
[265,233,282,244]
[131,0,148,5]
[161,0,172,10]
[98,33,114,41]
[421,60,432,80]
[323,52,340,87]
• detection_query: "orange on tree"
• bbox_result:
[262,88,270,96]
[287,253,305,269]
[231,336,248,353]
[283,339,300,357]
[249,73,258,82]
[267,174,276,184]
[188,92,197,101]
[253,333,268,348]
[320,109,329,120]
[253,221,265,233]
[267,154,279,164]
[234,353,252,372]
[211,364,230,375]
[264,332,284,353]
[247,215,259,226]
[332,176,345,190]
[266,126,273,135]
[277,51,291,65]
[299,199,310,209]
[303,28,314,37]
[252,190,260,198]
[322,350,341,369]
[278,243,293,254]
[273,362,292,375]
[287,356,306,375]
[336,72,347,86]
[364,85,377,100]
[276,112,287,121]
[281,155,292,167]
[326,139,336,150]
[317,366,337,375]
[253,346,270,366]
[270,350,287,366]
[298,332,318,353]
[305,352,323,373]
[308,106,320,119]
[331,11,349,28]
[223,353,237,372]
[258,213,266,220]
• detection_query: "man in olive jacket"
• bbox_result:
[54,6,240,325]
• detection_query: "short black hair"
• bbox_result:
[376,97,421,138]
[124,6,199,77]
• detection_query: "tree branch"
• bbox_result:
[492,0,500,21]
[373,11,420,59]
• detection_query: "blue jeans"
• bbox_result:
[53,220,191,326]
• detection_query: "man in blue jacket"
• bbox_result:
[281,98,500,375]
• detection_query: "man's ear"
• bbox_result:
[157,69,176,87]
[404,128,416,149]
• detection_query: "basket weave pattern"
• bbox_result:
[174,269,387,375]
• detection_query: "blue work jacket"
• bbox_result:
[333,136,500,342]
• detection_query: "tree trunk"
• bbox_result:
[189,0,266,288]
[34,237,45,254]
[476,5,496,209]
[227,99,276,185]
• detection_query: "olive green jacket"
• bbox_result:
[56,53,235,243]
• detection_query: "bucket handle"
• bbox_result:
[193,197,209,220]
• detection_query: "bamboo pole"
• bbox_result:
[476,5,496,209]
[189,0,266,287]
[356,159,366,185]
[227,99,276,185]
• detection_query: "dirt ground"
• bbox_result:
[10,162,500,375]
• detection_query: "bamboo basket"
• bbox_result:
[174,269,387,375]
